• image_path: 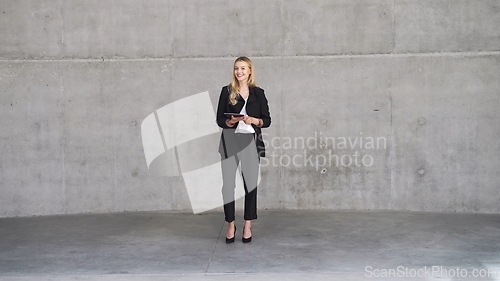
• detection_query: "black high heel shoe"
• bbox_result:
[226,225,236,244]
[242,227,252,243]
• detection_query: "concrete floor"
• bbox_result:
[0,210,499,281]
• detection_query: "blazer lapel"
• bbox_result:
[232,95,245,113]
[247,87,258,104]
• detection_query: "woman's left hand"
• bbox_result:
[243,116,254,125]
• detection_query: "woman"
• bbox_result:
[216,56,271,244]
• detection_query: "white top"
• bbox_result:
[235,97,255,134]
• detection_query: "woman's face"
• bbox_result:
[234,61,251,83]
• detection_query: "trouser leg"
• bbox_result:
[221,155,238,222]
[239,136,260,221]
[243,180,258,221]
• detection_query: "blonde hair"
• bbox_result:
[228,56,257,105]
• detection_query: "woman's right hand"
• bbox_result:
[227,115,245,126]
[231,115,245,123]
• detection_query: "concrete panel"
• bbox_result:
[0,62,65,216]
[279,57,392,210]
[1,0,499,217]
[250,58,284,210]
[171,0,283,57]
[170,58,234,213]
[283,0,394,55]
[0,0,62,59]
[62,0,172,59]
[391,55,500,213]
[171,58,235,114]
[60,60,185,214]
[395,0,500,53]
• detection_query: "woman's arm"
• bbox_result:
[216,86,243,128]
[243,88,271,128]
[257,89,271,128]
[216,87,232,129]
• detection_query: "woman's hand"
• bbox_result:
[243,116,262,126]
[243,116,253,125]
[226,115,245,127]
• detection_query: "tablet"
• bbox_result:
[224,113,244,118]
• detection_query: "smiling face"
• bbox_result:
[234,60,252,84]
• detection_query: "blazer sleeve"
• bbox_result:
[259,89,271,128]
[216,86,232,129]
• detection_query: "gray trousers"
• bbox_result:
[221,132,260,222]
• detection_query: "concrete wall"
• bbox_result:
[1,0,499,217]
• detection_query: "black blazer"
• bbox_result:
[216,85,271,158]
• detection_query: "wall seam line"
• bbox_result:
[2,51,500,63]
